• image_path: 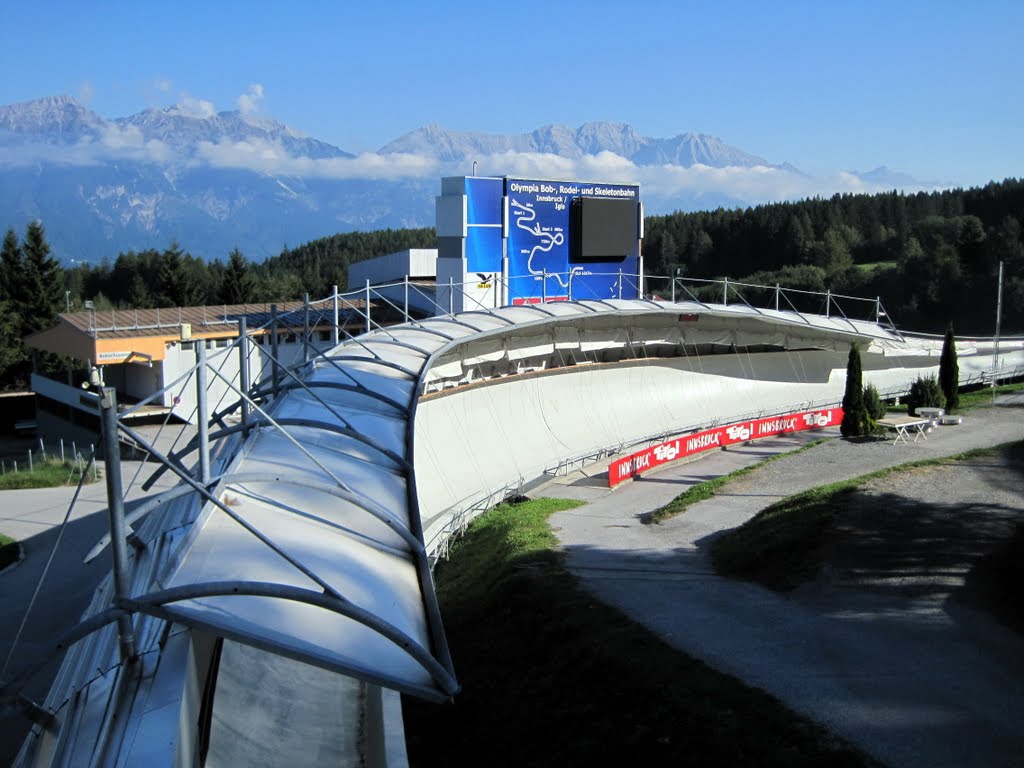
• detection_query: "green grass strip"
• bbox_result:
[0,459,96,490]
[642,438,827,525]
[405,496,878,767]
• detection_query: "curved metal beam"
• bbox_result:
[123,581,459,697]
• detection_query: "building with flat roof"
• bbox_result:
[23,299,379,443]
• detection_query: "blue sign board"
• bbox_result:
[504,178,640,303]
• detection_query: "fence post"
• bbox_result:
[90,444,96,480]
[28,450,33,473]
[302,292,310,364]
[365,279,372,334]
[195,339,211,484]
[270,304,280,399]
[331,284,340,346]
[238,316,250,437]
[98,387,137,663]
[60,438,65,464]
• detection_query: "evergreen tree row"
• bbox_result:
[644,178,1024,334]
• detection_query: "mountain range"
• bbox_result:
[0,95,925,263]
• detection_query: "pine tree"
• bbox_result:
[1,227,24,305]
[939,322,960,412]
[157,241,203,307]
[841,343,867,438]
[21,221,63,335]
[219,247,255,305]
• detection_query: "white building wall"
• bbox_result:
[161,337,332,424]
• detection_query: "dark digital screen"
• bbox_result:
[571,197,638,262]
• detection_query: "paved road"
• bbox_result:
[545,397,1024,768]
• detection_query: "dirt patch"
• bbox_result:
[816,445,1024,624]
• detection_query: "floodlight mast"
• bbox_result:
[993,260,1004,397]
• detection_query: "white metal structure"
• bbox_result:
[6,278,1024,767]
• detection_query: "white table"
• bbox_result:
[877,415,930,445]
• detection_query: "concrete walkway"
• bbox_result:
[546,397,1024,768]
[0,442,181,764]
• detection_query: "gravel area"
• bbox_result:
[545,397,1024,768]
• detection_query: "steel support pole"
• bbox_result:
[404,275,410,323]
[365,280,372,334]
[723,277,728,306]
[448,277,454,315]
[238,316,250,436]
[195,339,211,484]
[542,269,547,303]
[303,292,310,364]
[99,387,137,663]
[270,304,280,399]
[617,269,622,300]
[825,290,831,318]
[331,285,339,346]
[993,260,1004,391]
[776,285,781,313]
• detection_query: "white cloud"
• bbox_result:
[237,83,264,115]
[194,139,439,180]
[153,78,172,93]
[174,95,216,119]
[77,81,96,105]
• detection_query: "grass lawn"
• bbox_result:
[402,497,878,767]
[710,443,1021,593]
[0,459,96,490]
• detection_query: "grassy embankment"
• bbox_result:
[710,443,1024,612]
[0,459,96,491]
[402,497,878,767]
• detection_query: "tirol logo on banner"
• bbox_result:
[505,178,639,305]
[607,408,843,488]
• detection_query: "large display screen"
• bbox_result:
[505,178,640,303]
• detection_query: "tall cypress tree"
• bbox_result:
[841,343,866,438]
[939,322,960,412]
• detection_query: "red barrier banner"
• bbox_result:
[607,407,843,488]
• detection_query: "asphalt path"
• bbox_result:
[546,396,1024,768]
[0,453,179,764]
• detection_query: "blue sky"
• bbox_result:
[1,0,1022,188]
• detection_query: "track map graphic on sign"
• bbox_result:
[509,198,574,289]
[504,177,640,304]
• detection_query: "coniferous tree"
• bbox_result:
[157,241,203,307]
[0,227,23,304]
[841,343,867,438]
[21,221,64,335]
[939,323,960,412]
[219,247,255,305]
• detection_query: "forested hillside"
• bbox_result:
[644,178,1024,334]
[1,180,1021,391]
